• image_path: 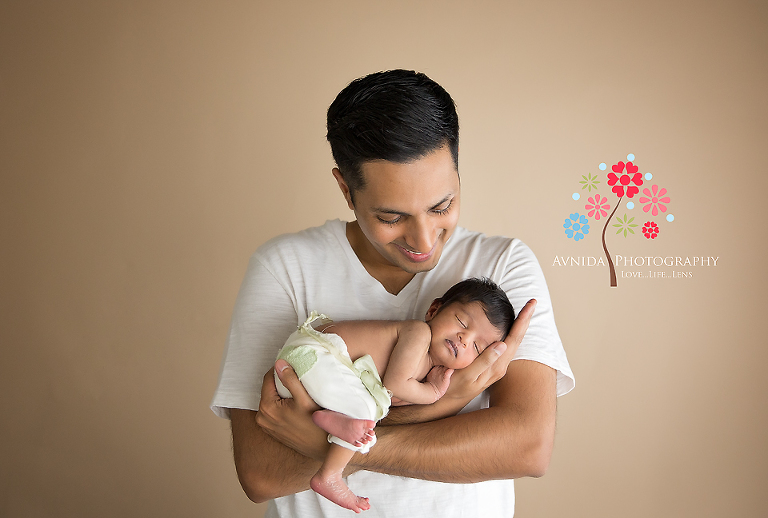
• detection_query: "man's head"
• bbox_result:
[326,69,459,203]
[424,278,516,369]
[326,71,463,278]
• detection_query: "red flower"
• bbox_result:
[642,221,659,239]
[607,161,643,198]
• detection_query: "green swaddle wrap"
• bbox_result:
[277,311,391,422]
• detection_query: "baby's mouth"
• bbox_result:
[446,339,458,357]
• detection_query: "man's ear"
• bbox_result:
[332,168,355,210]
[425,299,443,321]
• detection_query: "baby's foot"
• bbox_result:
[313,410,375,447]
[311,470,370,513]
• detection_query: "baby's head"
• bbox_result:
[424,278,516,369]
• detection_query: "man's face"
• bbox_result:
[425,301,504,370]
[335,145,461,275]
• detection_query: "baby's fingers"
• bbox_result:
[437,367,454,387]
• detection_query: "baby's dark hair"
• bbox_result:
[436,278,516,337]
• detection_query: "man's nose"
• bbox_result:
[405,217,435,253]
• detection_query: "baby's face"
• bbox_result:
[425,301,505,369]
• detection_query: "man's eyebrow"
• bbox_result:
[428,195,453,211]
[374,207,409,215]
[373,195,453,215]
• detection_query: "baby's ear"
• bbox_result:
[425,299,443,321]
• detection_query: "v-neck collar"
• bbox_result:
[330,219,424,305]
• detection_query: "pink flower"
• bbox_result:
[607,161,643,198]
[585,194,610,220]
[639,185,670,217]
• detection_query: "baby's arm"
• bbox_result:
[383,321,453,405]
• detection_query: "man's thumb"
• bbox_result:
[275,359,297,385]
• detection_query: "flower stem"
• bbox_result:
[602,196,623,287]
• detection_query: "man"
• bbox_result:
[211,69,574,517]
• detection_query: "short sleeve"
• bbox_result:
[497,240,575,396]
[210,254,300,419]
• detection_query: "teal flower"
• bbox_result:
[564,213,590,241]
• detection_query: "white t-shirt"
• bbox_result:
[211,219,574,518]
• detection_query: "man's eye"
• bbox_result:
[377,216,400,225]
[433,200,453,215]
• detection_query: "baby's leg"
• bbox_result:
[311,444,370,513]
[312,409,375,447]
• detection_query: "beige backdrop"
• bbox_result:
[2,1,766,517]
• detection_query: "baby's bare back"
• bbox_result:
[317,319,429,380]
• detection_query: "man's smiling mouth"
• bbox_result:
[395,243,434,263]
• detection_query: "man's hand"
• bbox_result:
[381,299,537,425]
[254,359,329,461]
[443,299,537,404]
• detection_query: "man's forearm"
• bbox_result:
[235,359,557,501]
[354,407,544,482]
[350,360,557,482]
[231,409,323,502]
[379,392,472,426]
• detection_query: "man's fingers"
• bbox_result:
[275,359,291,376]
[459,339,507,382]
[274,359,317,410]
[514,298,537,327]
[459,300,537,386]
[503,299,537,353]
[261,366,280,401]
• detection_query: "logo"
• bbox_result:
[558,153,696,287]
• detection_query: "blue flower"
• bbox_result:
[564,213,590,241]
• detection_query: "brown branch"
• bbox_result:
[601,196,623,287]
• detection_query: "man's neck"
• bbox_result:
[346,222,415,295]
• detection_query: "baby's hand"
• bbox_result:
[426,365,454,401]
[389,395,410,407]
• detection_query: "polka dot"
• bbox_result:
[626,201,635,209]
[627,153,635,161]
[572,193,580,200]
[599,163,606,170]
[666,214,675,222]
[645,173,653,180]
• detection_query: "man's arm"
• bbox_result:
[353,358,556,481]
[231,361,332,503]
[241,299,555,500]
[352,301,555,480]
[231,409,319,503]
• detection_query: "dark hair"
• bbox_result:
[326,69,459,201]
[436,278,516,337]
